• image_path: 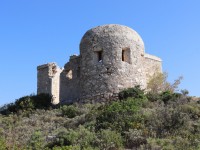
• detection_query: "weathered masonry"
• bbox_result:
[37,24,162,104]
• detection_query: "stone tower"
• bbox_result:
[37,63,63,104]
[37,24,162,104]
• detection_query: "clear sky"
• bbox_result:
[0,0,200,106]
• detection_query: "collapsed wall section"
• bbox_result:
[59,55,81,104]
[37,63,62,104]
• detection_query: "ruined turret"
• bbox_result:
[37,24,162,104]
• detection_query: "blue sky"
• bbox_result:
[0,0,200,105]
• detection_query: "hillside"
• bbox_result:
[0,85,200,150]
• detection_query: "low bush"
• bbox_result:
[118,85,145,100]
[180,103,200,119]
[27,131,44,150]
[60,105,81,118]
[95,97,147,133]
[97,129,123,150]
[124,129,147,149]
[0,137,7,150]
[145,106,189,138]
[0,93,52,115]
[52,126,96,149]
[160,91,181,104]
[147,90,182,104]
[52,145,80,150]
[0,85,200,149]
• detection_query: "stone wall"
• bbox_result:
[60,55,81,103]
[37,63,62,104]
[79,24,147,102]
[37,24,163,104]
[144,53,162,81]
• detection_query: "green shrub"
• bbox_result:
[180,103,200,119]
[147,90,182,104]
[124,129,147,149]
[52,145,80,150]
[96,97,147,133]
[0,94,52,115]
[160,91,181,104]
[0,87,200,150]
[118,86,145,100]
[0,103,17,115]
[31,93,52,109]
[147,138,174,150]
[97,129,123,150]
[146,107,189,138]
[55,126,96,149]
[147,136,200,150]
[0,137,7,150]
[61,105,81,118]
[146,92,160,102]
[27,131,44,150]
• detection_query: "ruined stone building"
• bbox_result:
[37,24,162,104]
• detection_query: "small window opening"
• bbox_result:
[66,70,73,80]
[122,48,131,64]
[97,51,103,62]
[122,50,125,61]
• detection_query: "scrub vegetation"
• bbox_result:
[0,73,200,150]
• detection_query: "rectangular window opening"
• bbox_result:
[122,48,131,64]
[122,50,125,61]
[97,51,103,62]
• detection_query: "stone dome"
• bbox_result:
[80,24,145,53]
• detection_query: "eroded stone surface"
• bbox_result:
[37,24,162,104]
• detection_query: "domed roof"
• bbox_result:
[80,24,144,50]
